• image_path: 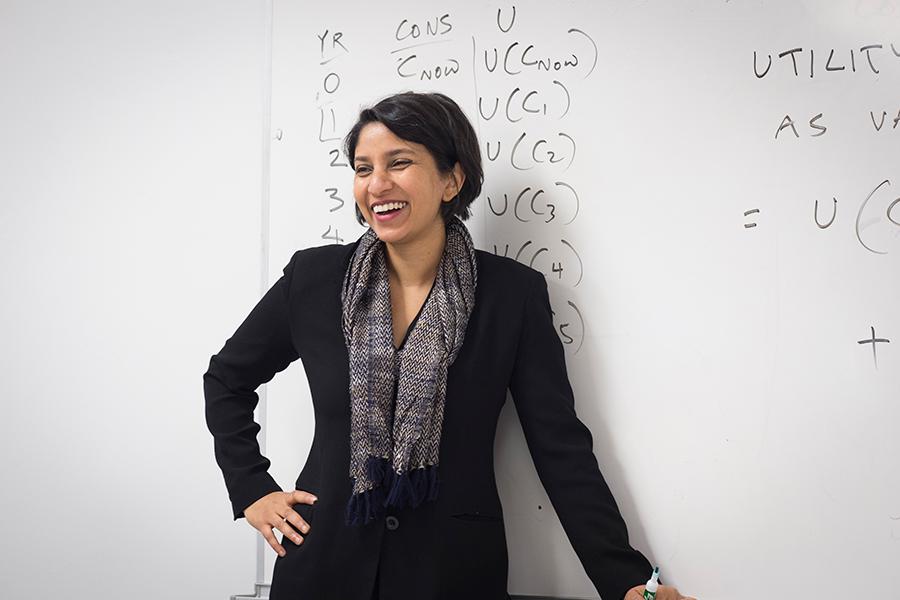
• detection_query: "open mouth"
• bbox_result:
[372,201,408,215]
[372,202,408,221]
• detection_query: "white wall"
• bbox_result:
[0,2,271,597]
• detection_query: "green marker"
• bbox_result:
[642,566,660,600]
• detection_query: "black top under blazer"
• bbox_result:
[203,239,653,600]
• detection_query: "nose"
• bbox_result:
[367,167,393,196]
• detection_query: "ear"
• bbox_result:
[443,162,465,202]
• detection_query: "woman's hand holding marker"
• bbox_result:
[624,567,697,600]
[624,584,696,600]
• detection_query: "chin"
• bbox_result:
[372,223,419,245]
[372,230,404,244]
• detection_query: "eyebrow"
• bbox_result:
[354,148,415,163]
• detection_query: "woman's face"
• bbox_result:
[352,121,463,247]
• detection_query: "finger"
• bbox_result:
[276,512,306,546]
[293,489,318,505]
[282,508,311,535]
[663,585,686,599]
[673,591,696,600]
[261,525,286,557]
[278,523,304,546]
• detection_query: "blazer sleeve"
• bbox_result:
[203,250,301,521]
[509,269,654,600]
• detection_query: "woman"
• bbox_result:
[204,91,695,600]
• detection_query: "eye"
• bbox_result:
[354,165,371,175]
[392,159,411,168]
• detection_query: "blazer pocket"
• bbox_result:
[450,511,503,523]
[285,501,316,543]
[279,502,318,561]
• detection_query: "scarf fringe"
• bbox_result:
[345,456,440,526]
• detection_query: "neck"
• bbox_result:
[384,218,447,288]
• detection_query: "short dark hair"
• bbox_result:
[343,91,483,225]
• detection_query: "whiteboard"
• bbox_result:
[264,1,900,598]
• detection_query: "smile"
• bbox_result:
[372,201,408,214]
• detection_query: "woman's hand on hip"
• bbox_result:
[624,584,697,600]
[244,489,318,557]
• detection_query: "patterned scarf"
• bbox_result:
[340,216,477,526]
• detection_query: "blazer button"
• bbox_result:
[385,515,399,531]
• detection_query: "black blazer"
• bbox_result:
[203,239,652,600]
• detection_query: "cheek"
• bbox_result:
[352,183,367,207]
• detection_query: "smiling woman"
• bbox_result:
[204,91,693,600]
[343,91,483,229]
[350,121,463,249]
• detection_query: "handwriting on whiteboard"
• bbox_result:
[316,28,351,245]
[754,44,900,137]
[745,178,900,255]
[471,6,593,354]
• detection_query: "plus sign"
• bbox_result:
[857,326,890,368]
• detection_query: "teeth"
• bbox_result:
[372,202,407,214]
